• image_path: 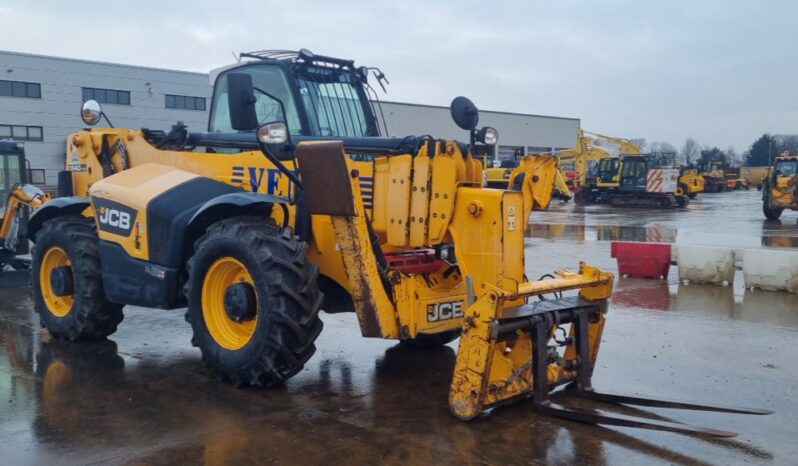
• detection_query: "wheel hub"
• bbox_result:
[223,282,257,322]
[49,266,74,297]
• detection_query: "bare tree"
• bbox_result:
[726,146,739,166]
[630,138,647,151]
[680,138,700,165]
[649,141,678,154]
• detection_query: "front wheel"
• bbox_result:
[763,202,783,220]
[31,216,124,341]
[185,218,323,387]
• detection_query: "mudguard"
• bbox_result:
[27,197,90,242]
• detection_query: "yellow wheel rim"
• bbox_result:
[39,247,74,317]
[201,257,258,350]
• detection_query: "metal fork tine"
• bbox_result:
[575,388,774,415]
[535,401,738,437]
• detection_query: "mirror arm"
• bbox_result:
[256,142,303,191]
[102,112,115,128]
[250,86,301,190]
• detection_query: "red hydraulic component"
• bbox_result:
[385,249,442,274]
[610,241,672,279]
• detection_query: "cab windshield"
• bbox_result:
[775,160,797,176]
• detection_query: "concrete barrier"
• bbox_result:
[674,245,735,286]
[741,249,798,293]
[612,242,798,293]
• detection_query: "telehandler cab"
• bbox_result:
[28,49,769,434]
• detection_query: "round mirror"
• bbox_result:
[450,96,479,131]
[81,100,103,126]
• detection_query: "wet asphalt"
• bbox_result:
[1,189,797,465]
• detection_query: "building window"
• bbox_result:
[165,94,206,111]
[0,80,41,98]
[0,124,44,141]
[82,87,130,105]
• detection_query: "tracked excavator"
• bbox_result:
[575,152,690,208]
[27,49,769,434]
[0,141,49,271]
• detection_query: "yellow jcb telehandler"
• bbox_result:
[27,49,769,434]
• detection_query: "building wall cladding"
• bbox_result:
[0,50,209,184]
[378,101,580,157]
[0,50,580,184]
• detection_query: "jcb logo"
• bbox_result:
[99,207,131,230]
[92,197,137,237]
[427,301,464,322]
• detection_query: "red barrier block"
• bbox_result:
[610,241,672,279]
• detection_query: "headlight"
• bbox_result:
[257,122,288,144]
[476,126,498,145]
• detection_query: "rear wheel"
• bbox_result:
[763,201,783,220]
[185,218,323,387]
[676,194,690,208]
[31,216,124,341]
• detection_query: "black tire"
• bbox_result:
[676,195,689,208]
[763,202,783,220]
[31,216,124,341]
[185,218,323,387]
[400,329,460,348]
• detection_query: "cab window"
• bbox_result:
[775,160,797,176]
[209,65,302,135]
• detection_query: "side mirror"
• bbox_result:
[450,96,479,131]
[81,100,103,126]
[227,72,259,131]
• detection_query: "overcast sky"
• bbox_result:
[1,0,796,152]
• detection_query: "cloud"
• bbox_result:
[1,0,796,150]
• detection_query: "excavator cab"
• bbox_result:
[596,157,620,186]
[0,141,25,201]
[618,156,649,190]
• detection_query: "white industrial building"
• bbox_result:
[0,50,580,186]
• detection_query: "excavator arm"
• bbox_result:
[1,184,50,253]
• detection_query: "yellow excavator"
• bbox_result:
[575,153,690,208]
[0,141,50,271]
[552,129,637,192]
[27,49,769,434]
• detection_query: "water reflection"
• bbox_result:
[613,279,798,327]
[33,338,125,440]
[761,219,798,248]
[526,223,678,244]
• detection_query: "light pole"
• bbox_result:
[768,138,773,165]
